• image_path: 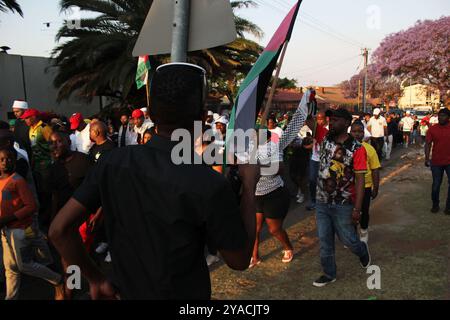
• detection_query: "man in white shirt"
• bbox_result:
[131,109,153,144]
[70,113,93,154]
[267,116,284,144]
[400,111,415,148]
[367,108,387,161]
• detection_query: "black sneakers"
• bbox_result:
[430,206,440,213]
[360,241,371,269]
[313,275,336,287]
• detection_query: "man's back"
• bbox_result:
[73,135,247,299]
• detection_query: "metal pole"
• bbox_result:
[409,78,412,109]
[171,0,190,62]
[261,41,290,128]
[20,55,27,101]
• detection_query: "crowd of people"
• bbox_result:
[0,62,448,299]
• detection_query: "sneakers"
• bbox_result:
[445,208,450,215]
[430,206,440,213]
[281,250,293,263]
[104,251,112,263]
[296,193,305,204]
[360,229,369,243]
[248,258,261,269]
[313,275,336,287]
[206,254,220,266]
[306,203,316,211]
[360,241,371,269]
[95,242,109,254]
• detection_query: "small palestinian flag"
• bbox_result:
[136,55,151,89]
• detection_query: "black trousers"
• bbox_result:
[360,188,372,230]
[370,137,384,162]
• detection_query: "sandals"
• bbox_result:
[248,257,262,269]
[282,250,294,263]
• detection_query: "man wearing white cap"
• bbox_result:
[205,111,214,126]
[11,100,32,159]
[367,108,387,161]
[400,111,415,148]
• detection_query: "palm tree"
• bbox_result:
[0,0,23,16]
[52,0,263,107]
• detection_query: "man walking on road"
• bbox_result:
[312,108,371,287]
[425,108,450,215]
[400,111,415,148]
[367,108,387,162]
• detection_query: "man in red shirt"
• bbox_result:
[425,108,450,214]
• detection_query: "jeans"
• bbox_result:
[1,228,61,300]
[431,165,450,209]
[315,203,369,279]
[309,159,320,206]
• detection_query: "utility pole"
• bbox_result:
[171,0,191,62]
[409,77,412,109]
[362,48,369,113]
[358,78,361,112]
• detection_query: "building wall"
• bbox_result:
[0,53,101,121]
[398,84,440,109]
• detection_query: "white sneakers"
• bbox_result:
[95,242,109,254]
[360,229,369,243]
[206,254,220,266]
[104,251,112,263]
[296,192,305,204]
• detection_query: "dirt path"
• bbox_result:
[210,146,450,300]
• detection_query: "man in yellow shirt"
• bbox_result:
[21,109,53,229]
[350,121,381,243]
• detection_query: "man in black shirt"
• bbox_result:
[49,63,258,300]
[88,121,116,163]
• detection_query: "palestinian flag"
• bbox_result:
[227,1,302,149]
[136,55,151,89]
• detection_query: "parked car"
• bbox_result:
[413,106,433,121]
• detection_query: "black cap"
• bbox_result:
[325,108,353,121]
[438,108,450,116]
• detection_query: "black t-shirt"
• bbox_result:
[88,139,116,163]
[73,135,247,300]
[50,152,93,215]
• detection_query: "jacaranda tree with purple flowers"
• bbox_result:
[372,16,450,104]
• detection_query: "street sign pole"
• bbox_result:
[171,0,190,62]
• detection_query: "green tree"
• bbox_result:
[52,0,263,108]
[0,0,23,16]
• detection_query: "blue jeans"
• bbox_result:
[309,159,320,206]
[315,203,369,279]
[431,165,450,209]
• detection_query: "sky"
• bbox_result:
[0,0,449,87]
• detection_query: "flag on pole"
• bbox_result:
[136,55,151,89]
[227,1,302,142]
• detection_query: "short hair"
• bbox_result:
[351,120,365,130]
